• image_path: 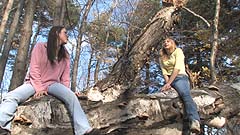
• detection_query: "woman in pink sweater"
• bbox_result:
[0,26,100,135]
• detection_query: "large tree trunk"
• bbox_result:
[71,0,95,91]
[11,83,240,135]
[210,0,220,84]
[0,0,14,52]
[0,0,24,85]
[9,0,37,90]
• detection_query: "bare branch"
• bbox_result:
[183,6,211,27]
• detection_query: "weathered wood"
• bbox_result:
[11,83,240,135]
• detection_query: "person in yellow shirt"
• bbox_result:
[159,37,200,134]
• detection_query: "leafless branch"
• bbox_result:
[183,6,211,27]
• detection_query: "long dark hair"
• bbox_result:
[47,26,67,64]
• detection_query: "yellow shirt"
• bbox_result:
[159,48,187,76]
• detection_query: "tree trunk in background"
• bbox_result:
[94,58,100,83]
[96,7,179,90]
[145,57,150,94]
[71,0,95,91]
[0,0,14,52]
[53,0,66,26]
[0,0,24,85]
[87,49,94,88]
[26,21,41,69]
[210,0,220,84]
[9,0,37,90]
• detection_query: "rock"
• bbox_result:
[207,117,226,128]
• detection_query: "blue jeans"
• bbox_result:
[0,83,91,135]
[171,75,200,121]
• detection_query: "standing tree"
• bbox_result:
[71,0,95,91]
[53,0,66,26]
[9,0,37,90]
[210,0,221,84]
[0,0,24,85]
[0,0,14,52]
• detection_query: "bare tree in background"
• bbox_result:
[0,0,14,52]
[210,0,220,84]
[71,0,95,91]
[53,0,66,26]
[86,48,94,88]
[0,0,24,86]
[9,0,37,90]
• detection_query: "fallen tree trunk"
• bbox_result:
[11,83,240,135]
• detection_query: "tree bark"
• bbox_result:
[26,22,41,69]
[210,0,220,84]
[87,48,94,88]
[0,0,14,52]
[0,0,24,84]
[94,58,100,83]
[11,83,240,135]
[53,0,66,26]
[9,0,37,90]
[71,0,95,91]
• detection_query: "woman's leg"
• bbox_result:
[171,75,200,121]
[0,84,35,131]
[48,83,91,135]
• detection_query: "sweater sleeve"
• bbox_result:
[174,48,185,70]
[29,43,45,92]
[60,54,70,88]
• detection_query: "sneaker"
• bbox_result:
[0,127,10,135]
[84,128,101,135]
[190,120,200,133]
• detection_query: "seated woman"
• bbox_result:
[159,37,201,134]
[0,26,100,135]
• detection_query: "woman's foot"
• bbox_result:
[84,128,101,135]
[0,127,10,135]
[189,120,201,133]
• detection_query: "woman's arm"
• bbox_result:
[60,54,70,88]
[167,68,180,85]
[29,43,48,98]
[169,48,185,84]
[162,48,184,91]
[161,68,179,91]
[29,43,45,92]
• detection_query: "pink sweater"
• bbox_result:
[25,42,70,92]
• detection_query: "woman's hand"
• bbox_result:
[75,91,83,97]
[161,83,172,91]
[75,91,88,99]
[34,91,48,99]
